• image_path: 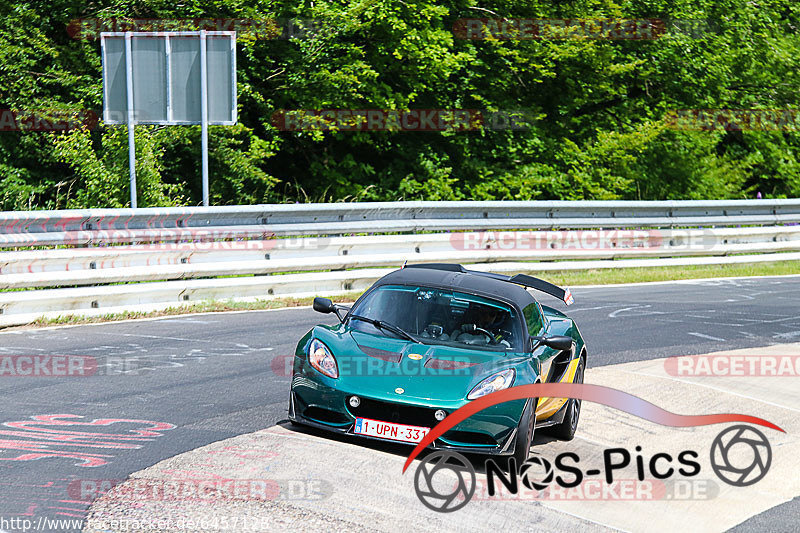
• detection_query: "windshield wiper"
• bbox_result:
[348,315,419,343]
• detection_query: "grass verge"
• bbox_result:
[534,260,800,286]
[12,260,800,329]
[24,294,365,328]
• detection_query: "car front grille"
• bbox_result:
[347,397,439,428]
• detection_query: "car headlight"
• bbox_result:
[308,338,339,379]
[467,368,515,400]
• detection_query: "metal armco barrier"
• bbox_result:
[1,199,800,240]
[1,200,799,327]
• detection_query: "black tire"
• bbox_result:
[509,397,537,471]
[549,355,585,441]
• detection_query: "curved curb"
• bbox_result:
[82,346,799,533]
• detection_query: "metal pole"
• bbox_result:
[200,30,209,206]
[165,35,172,123]
[124,32,137,208]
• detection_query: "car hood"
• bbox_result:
[312,327,530,405]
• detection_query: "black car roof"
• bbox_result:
[372,265,539,309]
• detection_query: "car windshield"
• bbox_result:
[348,284,523,352]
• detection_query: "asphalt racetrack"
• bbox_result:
[0,275,798,532]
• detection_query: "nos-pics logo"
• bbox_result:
[413,424,772,512]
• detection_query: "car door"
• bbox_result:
[522,302,561,419]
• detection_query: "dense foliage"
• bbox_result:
[1,0,799,209]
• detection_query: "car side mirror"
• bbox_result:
[313,297,346,322]
[313,297,336,314]
[531,335,574,352]
[541,336,574,351]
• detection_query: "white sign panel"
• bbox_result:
[101,31,236,125]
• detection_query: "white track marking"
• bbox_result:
[687,332,726,341]
[738,315,800,324]
[620,369,800,414]
[573,433,611,447]
[91,331,262,348]
[774,331,800,340]
[608,305,665,318]
[564,304,620,313]
[156,318,220,324]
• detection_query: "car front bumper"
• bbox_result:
[289,372,528,456]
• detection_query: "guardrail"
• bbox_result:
[1,200,799,327]
[2,199,800,245]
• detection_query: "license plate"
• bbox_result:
[353,417,430,443]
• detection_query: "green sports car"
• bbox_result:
[288,263,587,465]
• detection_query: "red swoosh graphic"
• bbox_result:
[402,383,784,473]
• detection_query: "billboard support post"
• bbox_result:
[101,31,236,208]
[124,32,137,208]
[200,30,209,207]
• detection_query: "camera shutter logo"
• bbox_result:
[414,451,476,512]
[519,456,554,491]
[710,425,772,487]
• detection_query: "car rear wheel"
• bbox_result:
[550,355,584,441]
[510,397,537,470]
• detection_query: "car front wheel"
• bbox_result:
[549,355,585,441]
[510,397,537,470]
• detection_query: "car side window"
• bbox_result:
[523,303,544,336]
